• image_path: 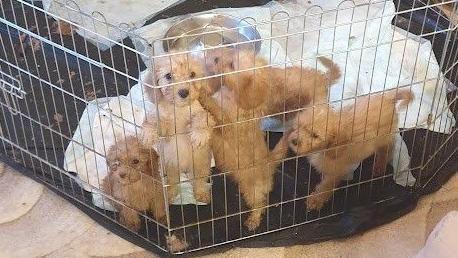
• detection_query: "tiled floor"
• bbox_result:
[0,161,456,258]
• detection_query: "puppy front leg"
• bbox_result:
[188,111,214,203]
[141,119,159,147]
[119,206,141,231]
[191,146,212,203]
[189,127,212,149]
[150,182,167,225]
[307,154,345,211]
[165,162,180,204]
[307,173,337,211]
[373,143,393,177]
[142,116,173,147]
[239,167,272,231]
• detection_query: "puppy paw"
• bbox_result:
[244,212,262,231]
[195,189,211,203]
[307,192,330,211]
[166,234,189,253]
[190,130,210,148]
[120,214,141,231]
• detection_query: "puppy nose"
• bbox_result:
[178,89,189,98]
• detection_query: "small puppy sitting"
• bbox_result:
[102,136,166,231]
[141,51,216,203]
[205,48,341,118]
[288,88,413,210]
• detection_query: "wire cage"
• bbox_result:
[0,0,457,254]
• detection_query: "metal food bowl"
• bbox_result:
[163,13,261,53]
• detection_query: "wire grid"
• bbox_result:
[0,0,457,254]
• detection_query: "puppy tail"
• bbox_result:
[395,88,414,109]
[318,57,341,86]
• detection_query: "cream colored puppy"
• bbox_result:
[141,51,216,203]
[288,88,413,210]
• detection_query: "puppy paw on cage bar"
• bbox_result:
[0,0,457,255]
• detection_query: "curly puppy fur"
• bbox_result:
[102,136,166,231]
[288,88,413,210]
[141,51,217,204]
[205,48,341,119]
[198,86,290,231]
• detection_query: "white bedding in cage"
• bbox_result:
[63,73,220,211]
[40,0,185,50]
[64,0,456,211]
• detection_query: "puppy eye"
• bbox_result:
[190,71,196,78]
[214,57,219,64]
[311,133,319,139]
[131,159,139,165]
[229,62,234,70]
[165,73,172,80]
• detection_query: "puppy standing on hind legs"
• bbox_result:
[198,86,290,231]
[288,88,414,210]
[141,51,216,204]
[200,48,340,230]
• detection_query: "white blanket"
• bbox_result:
[64,0,455,210]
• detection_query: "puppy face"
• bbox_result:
[206,48,260,75]
[205,48,269,110]
[288,107,338,155]
[106,136,159,185]
[154,53,209,106]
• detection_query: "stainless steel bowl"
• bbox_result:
[163,13,261,53]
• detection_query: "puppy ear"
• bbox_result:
[205,49,220,66]
[143,70,164,104]
[105,144,117,164]
[101,174,114,195]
